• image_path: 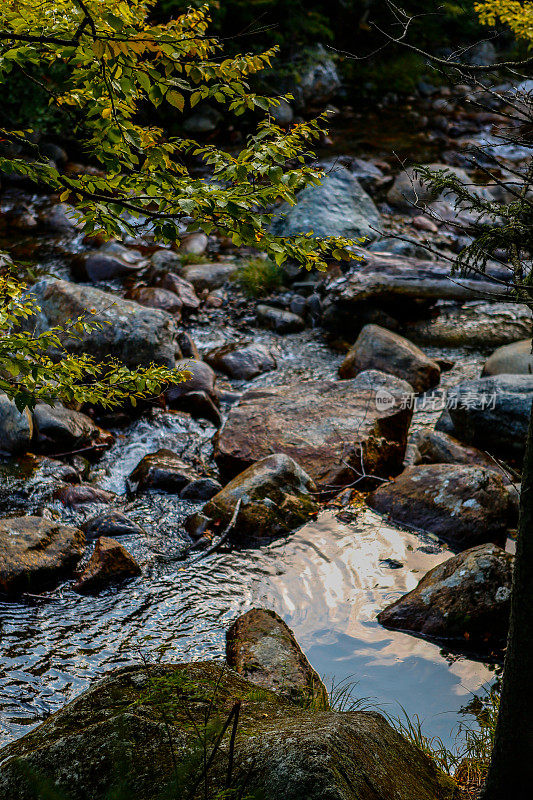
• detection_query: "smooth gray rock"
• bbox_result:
[25,279,178,369]
[0,393,32,454]
[483,339,533,376]
[446,374,533,460]
[256,304,305,334]
[271,165,382,243]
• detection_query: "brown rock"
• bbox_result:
[155,272,200,311]
[339,324,440,393]
[215,370,413,490]
[205,341,277,380]
[226,608,328,706]
[0,516,85,594]
[33,403,113,453]
[128,448,199,493]
[74,536,141,593]
[125,286,182,318]
[368,464,515,550]
[411,430,503,473]
[54,484,116,508]
[378,543,513,652]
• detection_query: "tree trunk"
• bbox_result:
[480,404,533,799]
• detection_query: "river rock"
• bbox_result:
[386,163,491,211]
[0,662,456,800]
[445,374,533,460]
[323,253,508,336]
[256,304,305,334]
[271,165,382,242]
[155,272,200,312]
[181,263,238,292]
[482,339,533,376]
[205,342,277,380]
[186,454,319,540]
[166,359,221,426]
[26,279,178,368]
[150,249,182,271]
[215,371,413,490]
[295,45,341,109]
[403,302,533,349]
[74,245,147,282]
[128,448,199,493]
[82,511,145,540]
[125,286,183,318]
[179,477,222,502]
[411,430,500,471]
[368,464,514,550]
[226,608,328,706]
[74,536,141,593]
[54,483,116,508]
[0,393,33,454]
[339,324,440,393]
[378,543,513,651]
[33,403,113,453]
[0,516,85,594]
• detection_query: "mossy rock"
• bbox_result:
[0,662,457,800]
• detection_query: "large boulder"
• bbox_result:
[339,324,440,393]
[74,536,141,594]
[291,45,341,109]
[0,393,32,454]
[0,662,456,800]
[482,339,533,376]
[378,543,513,652]
[368,464,515,550]
[271,165,382,243]
[0,516,85,594]
[33,403,113,453]
[445,374,533,461]
[26,279,178,368]
[403,302,533,349]
[186,454,319,540]
[226,608,328,706]
[205,341,277,381]
[215,371,413,490]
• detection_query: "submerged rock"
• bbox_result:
[378,543,513,651]
[74,536,141,594]
[0,662,456,800]
[128,448,199,493]
[26,279,178,368]
[271,165,382,242]
[226,608,328,706]
[33,403,113,453]
[339,324,440,393]
[0,393,32,455]
[215,371,413,490]
[205,341,277,380]
[186,454,318,540]
[0,516,85,594]
[482,339,533,376]
[368,464,515,550]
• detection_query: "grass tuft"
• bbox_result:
[234,258,284,297]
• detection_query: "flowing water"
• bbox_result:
[0,317,496,749]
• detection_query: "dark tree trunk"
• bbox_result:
[481,405,533,799]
